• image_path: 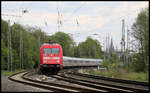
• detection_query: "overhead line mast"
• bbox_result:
[3,14,21,71]
[121,19,125,65]
[20,9,28,69]
[2,15,20,72]
[2,9,28,71]
[56,3,63,32]
[7,20,11,72]
[126,27,130,66]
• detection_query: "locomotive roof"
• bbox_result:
[42,43,61,46]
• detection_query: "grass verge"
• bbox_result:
[1,69,25,76]
[87,69,149,82]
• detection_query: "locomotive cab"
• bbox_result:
[40,43,63,73]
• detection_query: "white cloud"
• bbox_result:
[2,1,148,50]
[94,2,148,26]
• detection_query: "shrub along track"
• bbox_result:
[55,70,149,92]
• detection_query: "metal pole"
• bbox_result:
[79,47,82,57]
[7,20,10,71]
[127,28,129,66]
[106,35,107,59]
[73,45,74,57]
[57,7,60,32]
[9,21,12,72]
[39,36,40,69]
[20,30,23,69]
[20,30,22,69]
[94,45,96,58]
[123,20,125,64]
[123,20,126,64]
[3,10,27,71]
[104,37,106,60]
[22,38,23,69]
[107,34,110,60]
[121,19,125,65]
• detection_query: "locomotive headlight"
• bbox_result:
[56,60,59,62]
[53,57,60,59]
[43,57,50,62]
[43,60,47,63]
[43,57,50,59]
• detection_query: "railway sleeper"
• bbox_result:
[53,75,132,92]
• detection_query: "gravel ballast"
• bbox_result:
[1,76,52,92]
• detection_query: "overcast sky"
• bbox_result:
[2,1,148,51]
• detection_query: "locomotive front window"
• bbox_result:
[44,48,60,54]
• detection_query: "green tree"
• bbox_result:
[49,32,74,56]
[1,39,8,70]
[131,7,149,72]
[1,20,8,42]
[77,37,102,58]
[1,20,9,70]
[131,53,145,72]
[1,19,50,70]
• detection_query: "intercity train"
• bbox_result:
[40,42,102,73]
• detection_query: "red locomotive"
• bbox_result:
[40,42,63,73]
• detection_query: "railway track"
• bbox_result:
[55,70,149,92]
[8,69,149,92]
[8,71,105,92]
[72,71,149,86]
[8,71,72,92]
[53,74,132,92]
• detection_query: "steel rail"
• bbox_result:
[60,72,149,92]
[22,71,103,92]
[53,74,131,92]
[72,72,149,86]
[8,71,76,92]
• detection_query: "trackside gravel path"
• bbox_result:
[1,76,51,92]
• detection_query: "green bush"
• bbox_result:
[87,68,149,82]
[101,59,111,69]
[131,54,145,72]
[109,62,121,71]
